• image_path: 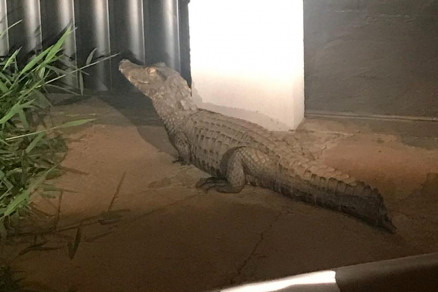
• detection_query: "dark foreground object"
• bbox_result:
[213,253,438,292]
[119,60,395,232]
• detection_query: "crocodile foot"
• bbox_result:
[195,177,238,193]
[172,156,188,165]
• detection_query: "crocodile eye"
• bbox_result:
[147,67,156,74]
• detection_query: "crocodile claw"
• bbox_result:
[196,177,229,193]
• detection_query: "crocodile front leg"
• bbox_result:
[196,147,276,193]
[171,132,191,165]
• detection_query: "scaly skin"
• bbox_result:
[119,60,396,232]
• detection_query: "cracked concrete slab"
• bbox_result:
[2,94,438,292]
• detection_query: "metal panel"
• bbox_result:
[41,0,77,87]
[41,0,76,56]
[148,0,181,71]
[6,1,25,54]
[111,0,146,63]
[0,0,187,92]
[108,0,147,91]
[22,0,42,53]
[178,0,191,85]
[5,0,42,55]
[0,0,8,55]
[75,0,112,91]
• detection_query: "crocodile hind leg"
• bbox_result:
[196,147,276,193]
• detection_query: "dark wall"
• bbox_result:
[0,0,190,92]
[304,0,438,117]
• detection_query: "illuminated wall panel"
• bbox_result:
[189,0,304,130]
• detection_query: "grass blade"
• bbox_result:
[68,226,82,259]
[0,100,34,125]
[46,28,71,61]
[25,132,45,153]
[3,189,30,217]
[5,118,95,141]
[2,48,20,70]
[86,48,97,66]
[19,46,51,76]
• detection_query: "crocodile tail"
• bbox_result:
[276,157,395,232]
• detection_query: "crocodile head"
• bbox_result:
[119,60,173,97]
[119,59,197,112]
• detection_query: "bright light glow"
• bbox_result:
[221,271,337,292]
[189,0,304,130]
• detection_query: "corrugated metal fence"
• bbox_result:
[0,0,190,92]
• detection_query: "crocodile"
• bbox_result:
[119,60,395,232]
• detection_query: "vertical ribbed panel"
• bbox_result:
[41,0,77,87]
[41,0,76,56]
[6,0,24,54]
[22,0,42,53]
[124,0,146,62]
[0,0,186,92]
[148,0,181,71]
[6,0,42,55]
[109,0,146,91]
[75,0,111,91]
[178,0,191,85]
[0,0,8,55]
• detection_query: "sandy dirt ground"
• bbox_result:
[1,93,438,292]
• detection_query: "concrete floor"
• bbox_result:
[2,94,438,292]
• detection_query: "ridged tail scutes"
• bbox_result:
[277,159,396,232]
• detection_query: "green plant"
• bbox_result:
[0,28,95,238]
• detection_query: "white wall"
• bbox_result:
[189,0,304,130]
